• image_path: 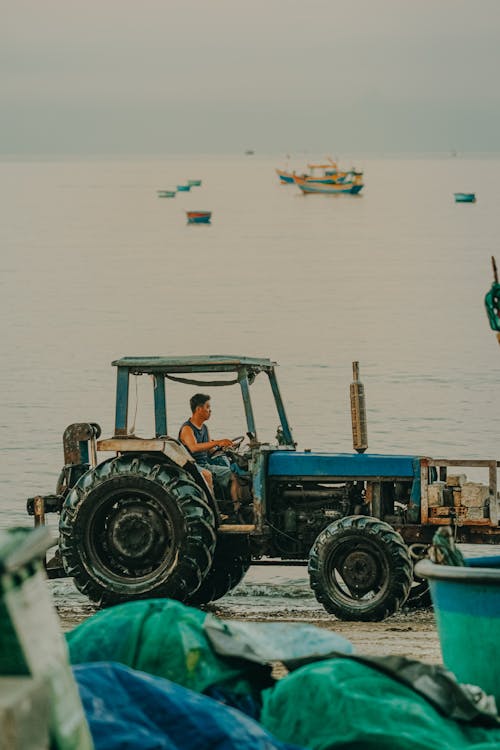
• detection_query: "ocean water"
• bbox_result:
[2,154,499,615]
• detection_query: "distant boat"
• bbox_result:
[293,174,363,195]
[276,157,363,186]
[245,149,255,155]
[454,192,476,203]
[186,211,212,224]
[157,190,176,198]
[187,180,202,187]
[276,168,297,184]
[177,185,191,192]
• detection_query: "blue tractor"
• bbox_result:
[28,356,500,620]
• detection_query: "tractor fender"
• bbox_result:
[87,443,219,519]
[160,438,193,468]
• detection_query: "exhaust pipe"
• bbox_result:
[350,361,368,453]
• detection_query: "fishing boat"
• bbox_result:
[186,211,212,224]
[157,190,176,198]
[187,180,202,187]
[276,156,363,185]
[293,174,364,195]
[276,168,297,184]
[177,185,191,192]
[276,166,343,185]
[307,160,339,179]
[454,192,476,203]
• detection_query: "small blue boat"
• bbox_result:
[454,192,476,203]
[177,185,191,192]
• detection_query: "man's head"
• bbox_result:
[190,393,211,420]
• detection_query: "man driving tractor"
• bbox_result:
[178,393,240,512]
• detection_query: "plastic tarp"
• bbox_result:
[67,599,269,701]
[261,655,500,750]
[74,661,304,750]
[67,598,353,707]
[204,619,353,670]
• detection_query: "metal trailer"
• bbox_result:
[28,355,500,621]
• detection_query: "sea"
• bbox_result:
[1,153,499,619]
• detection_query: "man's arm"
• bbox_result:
[179,425,233,454]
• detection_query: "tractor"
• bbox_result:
[27,355,500,621]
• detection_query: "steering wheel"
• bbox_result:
[210,435,246,460]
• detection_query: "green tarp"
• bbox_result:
[67,599,269,699]
[261,657,500,750]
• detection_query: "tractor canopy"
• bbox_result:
[111,355,294,445]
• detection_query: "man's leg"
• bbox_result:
[207,463,242,517]
[199,467,213,493]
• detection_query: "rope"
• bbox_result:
[165,374,240,387]
[128,375,138,435]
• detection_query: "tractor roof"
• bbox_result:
[112,355,277,375]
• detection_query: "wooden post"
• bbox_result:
[489,460,498,525]
[420,459,429,524]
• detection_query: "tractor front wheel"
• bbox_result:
[59,455,216,607]
[308,515,412,621]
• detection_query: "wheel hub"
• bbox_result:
[107,505,166,561]
[341,550,379,592]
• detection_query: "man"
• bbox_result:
[179,393,237,504]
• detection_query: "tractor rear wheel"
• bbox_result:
[308,515,412,621]
[187,536,251,606]
[59,455,216,607]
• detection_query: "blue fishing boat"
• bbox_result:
[157,190,176,198]
[454,192,476,203]
[177,185,191,192]
[186,211,212,224]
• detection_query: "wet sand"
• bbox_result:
[52,560,442,664]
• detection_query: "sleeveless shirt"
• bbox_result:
[178,420,209,464]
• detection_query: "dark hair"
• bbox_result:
[190,393,210,412]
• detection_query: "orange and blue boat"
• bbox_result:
[276,168,297,184]
[293,174,363,195]
[277,157,363,186]
[186,211,212,224]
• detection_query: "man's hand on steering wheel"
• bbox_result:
[210,436,245,458]
[213,438,233,449]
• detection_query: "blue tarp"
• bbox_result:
[74,661,304,750]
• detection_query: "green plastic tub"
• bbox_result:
[416,555,500,706]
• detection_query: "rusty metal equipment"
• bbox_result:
[27,355,500,621]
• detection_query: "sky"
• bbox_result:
[3,0,500,155]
